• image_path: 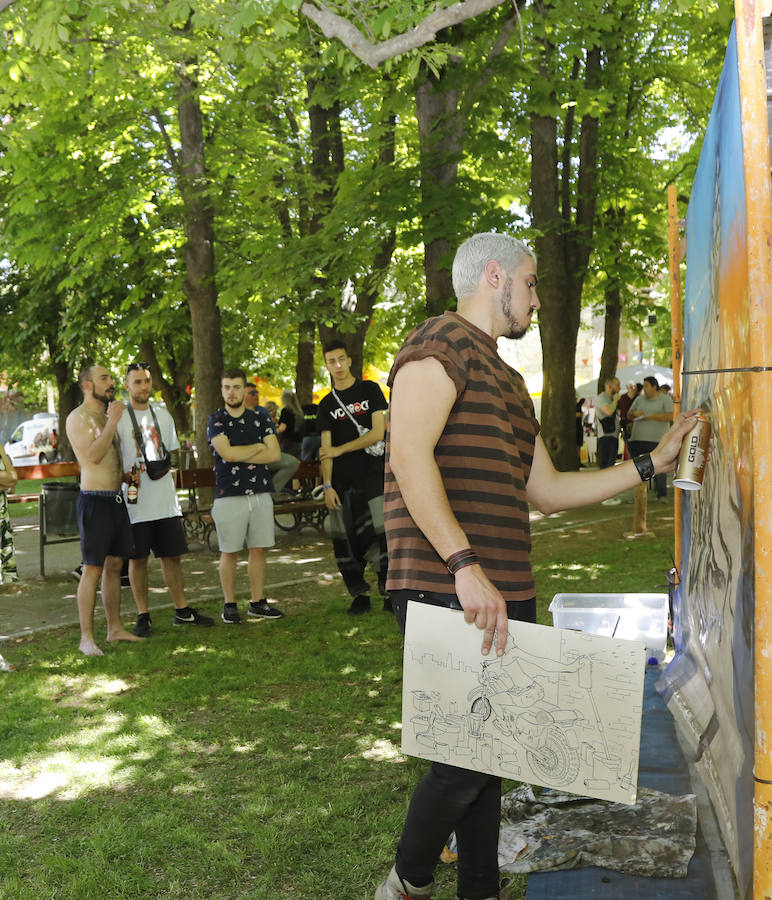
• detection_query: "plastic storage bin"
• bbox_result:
[548,592,668,658]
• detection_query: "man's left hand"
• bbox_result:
[650,410,701,473]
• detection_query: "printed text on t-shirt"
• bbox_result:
[330,400,371,419]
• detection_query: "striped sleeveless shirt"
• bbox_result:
[384,311,539,603]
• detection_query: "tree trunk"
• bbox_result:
[177,62,223,466]
[529,39,602,471]
[139,338,192,436]
[414,12,520,318]
[416,57,466,318]
[50,355,80,463]
[536,268,581,469]
[530,111,582,470]
[599,281,621,394]
[295,320,316,406]
[308,78,349,367]
[597,206,626,393]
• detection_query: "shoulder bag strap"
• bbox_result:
[147,403,168,454]
[331,388,366,435]
[127,405,148,463]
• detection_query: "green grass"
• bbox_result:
[0,499,675,899]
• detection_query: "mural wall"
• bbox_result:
[660,23,755,899]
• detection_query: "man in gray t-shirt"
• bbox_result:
[628,376,675,500]
[595,377,620,471]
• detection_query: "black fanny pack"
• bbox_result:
[128,405,172,480]
[600,415,617,435]
[145,454,172,480]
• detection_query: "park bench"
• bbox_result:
[175,467,218,551]
[9,461,81,577]
[175,460,326,552]
[273,460,327,534]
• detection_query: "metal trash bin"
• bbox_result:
[39,481,81,578]
[41,482,80,535]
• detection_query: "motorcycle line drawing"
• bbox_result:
[408,640,638,796]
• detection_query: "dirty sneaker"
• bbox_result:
[173,607,215,627]
[375,866,434,900]
[247,600,285,620]
[221,603,242,624]
[347,594,371,615]
[132,612,151,637]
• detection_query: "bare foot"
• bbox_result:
[106,627,143,643]
[79,638,104,657]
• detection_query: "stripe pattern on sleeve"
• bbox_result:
[384,312,540,603]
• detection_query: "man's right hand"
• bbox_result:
[107,400,126,423]
[454,565,509,657]
[324,486,341,510]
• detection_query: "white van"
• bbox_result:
[4,413,58,466]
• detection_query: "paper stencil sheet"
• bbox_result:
[402,603,646,804]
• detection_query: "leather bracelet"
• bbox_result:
[632,453,655,483]
[445,548,481,575]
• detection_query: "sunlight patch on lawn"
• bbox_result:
[137,714,173,737]
[50,712,127,747]
[81,676,130,699]
[273,554,324,564]
[231,741,263,753]
[542,562,608,580]
[359,737,405,762]
[171,645,225,656]
[41,673,132,704]
[0,753,132,800]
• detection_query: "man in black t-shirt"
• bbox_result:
[317,340,390,615]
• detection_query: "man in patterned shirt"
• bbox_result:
[376,232,700,900]
[207,368,285,624]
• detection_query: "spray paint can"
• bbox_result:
[673,413,711,490]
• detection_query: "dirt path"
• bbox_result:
[0,517,339,640]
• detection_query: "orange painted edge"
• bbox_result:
[734,1,772,897]
[668,185,684,580]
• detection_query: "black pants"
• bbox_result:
[597,434,618,469]
[630,439,668,498]
[328,487,387,598]
[390,590,537,899]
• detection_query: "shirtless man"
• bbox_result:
[66,365,141,656]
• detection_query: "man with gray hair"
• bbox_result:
[376,232,699,900]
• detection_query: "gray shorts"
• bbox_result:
[211,494,275,552]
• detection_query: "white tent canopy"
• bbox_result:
[575,364,674,401]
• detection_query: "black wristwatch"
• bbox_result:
[632,453,655,483]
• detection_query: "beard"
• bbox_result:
[500,278,531,340]
[225,398,243,409]
[93,385,115,406]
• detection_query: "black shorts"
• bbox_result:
[389,589,537,637]
[77,491,135,567]
[130,517,188,560]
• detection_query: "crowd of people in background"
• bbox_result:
[576,375,674,485]
[1,358,679,659]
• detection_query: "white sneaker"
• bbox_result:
[601,497,622,506]
[374,866,434,900]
